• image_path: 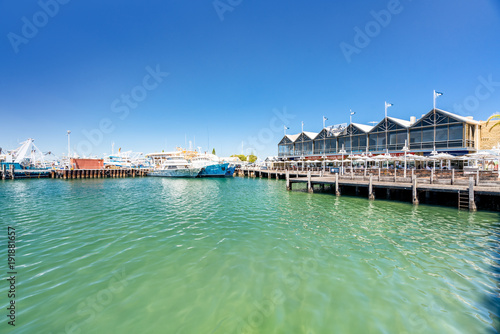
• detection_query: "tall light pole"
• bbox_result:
[384,102,393,153]
[349,110,355,154]
[301,121,304,171]
[322,116,328,171]
[433,90,443,151]
[67,130,71,159]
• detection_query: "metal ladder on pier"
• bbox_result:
[458,190,470,211]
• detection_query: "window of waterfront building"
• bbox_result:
[410,129,421,144]
[422,128,434,142]
[449,124,463,140]
[397,131,407,145]
[436,126,448,142]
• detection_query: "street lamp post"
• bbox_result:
[67,130,71,161]
[402,139,410,178]
[384,101,393,152]
[433,90,443,150]
[339,144,346,176]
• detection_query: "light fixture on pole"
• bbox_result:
[284,125,289,136]
[322,116,328,171]
[433,90,443,150]
[67,130,71,159]
[339,144,347,176]
[301,121,304,170]
[402,139,410,178]
[384,102,393,152]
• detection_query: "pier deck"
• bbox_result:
[236,167,500,211]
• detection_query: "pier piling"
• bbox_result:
[307,171,313,193]
[286,170,291,191]
[412,176,419,205]
[469,177,477,211]
[335,173,340,196]
[368,175,375,200]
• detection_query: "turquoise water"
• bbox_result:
[0,177,499,333]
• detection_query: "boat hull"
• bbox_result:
[198,163,231,177]
[149,167,201,178]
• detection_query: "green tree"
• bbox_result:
[248,154,257,163]
[230,154,247,161]
[212,148,216,155]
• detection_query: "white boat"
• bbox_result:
[190,153,232,177]
[146,151,201,178]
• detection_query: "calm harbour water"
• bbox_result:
[1,177,499,333]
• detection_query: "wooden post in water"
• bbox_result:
[451,169,455,185]
[335,173,340,196]
[351,167,354,180]
[286,170,291,191]
[364,167,367,178]
[394,169,397,182]
[412,176,419,205]
[2,164,6,180]
[378,168,381,181]
[10,164,15,180]
[368,174,375,200]
[411,169,414,183]
[430,169,434,184]
[476,170,479,186]
[307,171,313,193]
[469,177,477,211]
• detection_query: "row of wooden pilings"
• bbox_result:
[50,168,148,179]
[286,170,478,211]
[1,164,15,180]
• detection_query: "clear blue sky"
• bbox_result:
[1,0,499,159]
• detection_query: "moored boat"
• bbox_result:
[146,151,201,178]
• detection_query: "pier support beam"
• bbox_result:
[286,170,291,191]
[2,164,6,180]
[368,175,375,200]
[451,169,455,185]
[378,168,381,181]
[394,169,397,182]
[307,171,313,193]
[335,173,340,196]
[469,177,477,212]
[10,165,15,180]
[430,169,434,184]
[412,176,419,205]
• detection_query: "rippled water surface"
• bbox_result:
[1,177,499,333]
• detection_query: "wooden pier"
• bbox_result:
[0,168,150,180]
[237,167,500,212]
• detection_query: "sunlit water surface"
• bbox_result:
[0,177,499,333]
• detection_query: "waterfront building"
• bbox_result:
[278,108,485,160]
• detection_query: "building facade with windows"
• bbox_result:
[278,108,482,159]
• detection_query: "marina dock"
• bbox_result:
[237,167,500,211]
[0,167,150,180]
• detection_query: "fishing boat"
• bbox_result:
[0,139,54,178]
[146,151,201,178]
[191,153,232,177]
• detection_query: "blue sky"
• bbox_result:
[0,0,499,158]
